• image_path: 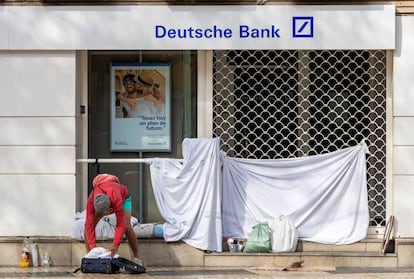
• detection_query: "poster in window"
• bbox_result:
[110,63,171,152]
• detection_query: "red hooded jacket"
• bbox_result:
[85,174,130,250]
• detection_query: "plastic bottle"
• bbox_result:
[19,237,32,267]
[43,252,51,268]
[31,243,39,267]
[227,238,235,252]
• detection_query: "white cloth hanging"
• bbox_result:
[222,142,370,245]
[146,138,222,251]
[148,138,370,250]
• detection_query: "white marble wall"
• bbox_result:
[393,16,414,237]
[0,51,76,236]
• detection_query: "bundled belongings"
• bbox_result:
[243,222,271,253]
[71,210,165,240]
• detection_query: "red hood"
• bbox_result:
[92,174,120,188]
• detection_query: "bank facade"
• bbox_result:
[0,0,413,267]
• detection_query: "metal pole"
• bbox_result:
[77,158,182,163]
[139,152,144,223]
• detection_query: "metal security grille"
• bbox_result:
[212,50,387,226]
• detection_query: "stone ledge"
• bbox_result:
[0,236,166,243]
[206,251,397,257]
[395,238,414,245]
[0,236,73,243]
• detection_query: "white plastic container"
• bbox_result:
[227,238,235,252]
[31,243,39,267]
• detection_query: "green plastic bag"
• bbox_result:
[243,222,271,253]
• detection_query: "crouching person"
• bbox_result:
[84,173,144,266]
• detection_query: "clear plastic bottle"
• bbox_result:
[19,237,32,267]
[43,252,51,268]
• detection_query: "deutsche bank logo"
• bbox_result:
[292,16,314,38]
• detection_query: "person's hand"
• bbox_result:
[153,87,163,100]
[127,99,137,110]
[144,94,157,102]
[110,248,118,257]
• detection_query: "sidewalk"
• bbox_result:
[2,266,414,279]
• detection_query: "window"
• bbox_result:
[213,50,387,226]
[88,50,197,222]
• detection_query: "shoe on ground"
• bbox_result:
[133,258,145,267]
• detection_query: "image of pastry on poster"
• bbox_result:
[110,63,171,152]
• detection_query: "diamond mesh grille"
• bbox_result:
[212,50,387,226]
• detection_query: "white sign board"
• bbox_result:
[3,5,395,50]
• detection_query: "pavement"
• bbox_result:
[3,266,414,279]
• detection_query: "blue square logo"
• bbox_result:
[293,17,314,38]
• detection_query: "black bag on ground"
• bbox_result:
[111,257,146,274]
[74,257,146,274]
[79,258,118,274]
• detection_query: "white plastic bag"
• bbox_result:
[84,247,111,258]
[270,215,298,252]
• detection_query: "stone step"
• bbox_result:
[298,239,385,253]
[0,237,399,268]
[204,251,397,268]
[224,238,386,253]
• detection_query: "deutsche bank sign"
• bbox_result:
[292,17,314,38]
[149,6,393,49]
[3,5,395,50]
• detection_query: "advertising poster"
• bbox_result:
[110,63,171,152]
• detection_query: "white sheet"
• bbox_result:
[222,142,369,245]
[147,138,369,250]
[147,138,222,252]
